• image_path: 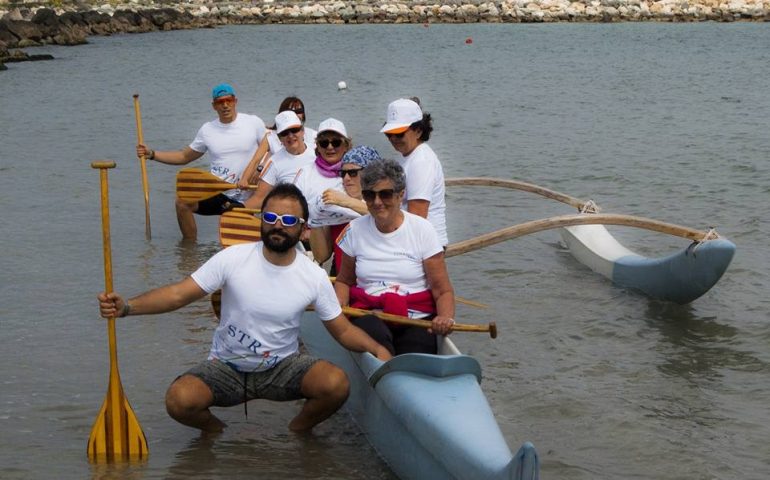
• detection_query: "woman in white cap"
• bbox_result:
[292,119,355,266]
[381,98,448,247]
[238,96,317,189]
[311,145,383,272]
[242,110,316,209]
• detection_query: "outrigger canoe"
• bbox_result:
[300,311,540,480]
[217,211,539,480]
[445,178,736,304]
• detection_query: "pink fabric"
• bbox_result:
[330,223,347,273]
[314,155,341,178]
[349,287,436,317]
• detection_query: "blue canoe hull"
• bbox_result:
[560,224,736,304]
[300,312,539,480]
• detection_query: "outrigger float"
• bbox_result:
[445,178,736,304]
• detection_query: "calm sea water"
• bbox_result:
[1,22,769,479]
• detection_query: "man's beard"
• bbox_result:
[261,226,300,253]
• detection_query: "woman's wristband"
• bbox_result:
[148,149,155,160]
[121,301,131,318]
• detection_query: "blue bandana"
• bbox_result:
[342,145,382,168]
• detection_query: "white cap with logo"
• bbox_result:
[317,118,348,138]
[380,98,423,134]
[275,110,303,134]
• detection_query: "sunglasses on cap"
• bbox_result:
[339,167,363,178]
[278,126,302,138]
[214,96,235,105]
[361,189,397,203]
[261,211,305,227]
[318,138,343,149]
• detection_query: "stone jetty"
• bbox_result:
[2,0,769,69]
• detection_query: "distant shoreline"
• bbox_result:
[2,0,769,69]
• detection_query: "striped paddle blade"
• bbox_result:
[87,374,148,462]
[176,168,257,203]
[219,209,262,247]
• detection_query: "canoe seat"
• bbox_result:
[368,354,482,388]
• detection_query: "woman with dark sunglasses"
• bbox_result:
[380,98,448,247]
[291,119,359,267]
[334,159,456,355]
[238,96,317,189]
[309,145,383,272]
[242,110,316,209]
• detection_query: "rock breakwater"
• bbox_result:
[2,0,769,68]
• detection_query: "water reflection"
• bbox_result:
[89,461,147,480]
[644,301,767,381]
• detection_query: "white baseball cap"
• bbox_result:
[380,98,423,134]
[275,110,303,134]
[317,118,348,137]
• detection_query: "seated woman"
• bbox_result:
[333,159,455,355]
[292,119,354,265]
[312,145,383,272]
[238,96,317,188]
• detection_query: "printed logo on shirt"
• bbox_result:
[335,224,352,245]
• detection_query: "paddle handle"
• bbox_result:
[91,161,121,368]
[341,306,497,339]
[133,94,152,239]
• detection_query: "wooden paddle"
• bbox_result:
[176,168,258,203]
[445,177,594,212]
[88,161,148,462]
[132,95,152,240]
[446,213,719,258]
[315,305,497,338]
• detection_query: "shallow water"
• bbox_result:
[1,22,769,479]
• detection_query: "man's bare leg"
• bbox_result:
[165,374,225,433]
[175,199,198,240]
[289,361,349,432]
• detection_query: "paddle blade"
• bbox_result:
[176,168,237,203]
[219,210,262,247]
[87,386,148,462]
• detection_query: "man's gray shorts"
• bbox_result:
[184,352,320,407]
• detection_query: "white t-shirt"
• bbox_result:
[191,242,341,372]
[294,164,361,228]
[267,127,318,154]
[189,113,267,203]
[337,212,443,317]
[398,143,448,245]
[260,146,316,187]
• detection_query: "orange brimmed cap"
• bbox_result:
[380,98,423,134]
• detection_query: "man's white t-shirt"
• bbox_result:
[260,146,316,187]
[398,143,448,246]
[337,212,443,308]
[191,242,341,372]
[294,165,360,228]
[189,113,267,203]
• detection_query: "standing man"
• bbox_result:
[137,83,267,240]
[98,184,391,433]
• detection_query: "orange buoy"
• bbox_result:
[465,37,473,44]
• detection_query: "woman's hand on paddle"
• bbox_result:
[430,315,455,336]
[236,177,250,189]
[98,292,125,319]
